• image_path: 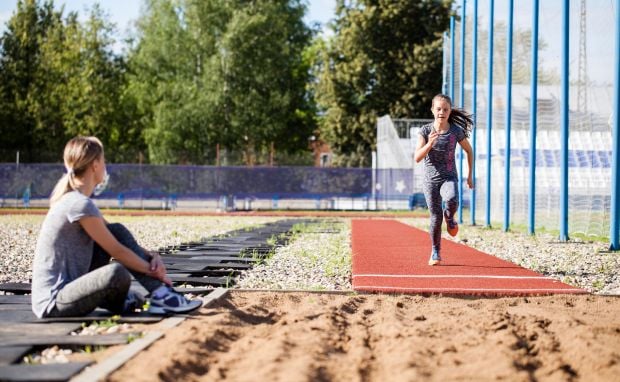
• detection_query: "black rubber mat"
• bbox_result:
[0,346,31,367]
[167,276,228,286]
[1,333,131,347]
[0,296,30,304]
[0,283,31,294]
[0,362,92,381]
[0,309,163,324]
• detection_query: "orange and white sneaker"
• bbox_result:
[444,210,459,237]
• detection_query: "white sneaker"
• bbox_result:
[123,290,146,313]
[148,287,202,314]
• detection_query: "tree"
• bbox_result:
[218,1,315,165]
[127,0,221,164]
[315,0,452,167]
[56,5,137,162]
[0,1,140,162]
[128,0,316,165]
[0,0,61,161]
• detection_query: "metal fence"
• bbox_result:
[444,0,619,244]
[0,164,423,211]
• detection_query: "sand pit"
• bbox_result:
[107,291,620,381]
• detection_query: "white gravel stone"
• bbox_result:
[236,220,351,291]
[0,215,279,284]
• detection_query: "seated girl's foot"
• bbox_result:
[148,286,202,314]
[123,290,146,313]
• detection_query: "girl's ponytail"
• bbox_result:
[50,173,73,205]
[49,137,104,206]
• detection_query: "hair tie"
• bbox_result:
[66,167,74,177]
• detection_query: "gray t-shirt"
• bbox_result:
[31,191,102,318]
[418,123,466,182]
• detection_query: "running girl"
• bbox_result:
[414,94,474,266]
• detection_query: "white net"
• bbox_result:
[376,115,413,169]
[450,0,616,238]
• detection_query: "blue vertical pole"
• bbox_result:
[450,16,456,100]
[485,0,494,227]
[503,0,514,232]
[611,0,620,250]
[559,0,570,241]
[471,0,478,226]
[443,32,449,95]
[529,0,540,235]
[458,0,466,224]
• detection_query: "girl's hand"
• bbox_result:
[147,251,171,285]
[148,251,165,272]
[467,176,474,189]
[147,265,172,286]
[428,131,439,147]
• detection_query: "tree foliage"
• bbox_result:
[128,0,315,165]
[315,0,452,167]
[0,0,463,168]
[0,0,138,162]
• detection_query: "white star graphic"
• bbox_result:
[395,180,406,193]
[375,183,382,191]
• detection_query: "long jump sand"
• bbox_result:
[107,291,620,381]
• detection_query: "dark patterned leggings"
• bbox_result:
[423,178,458,253]
[47,223,162,317]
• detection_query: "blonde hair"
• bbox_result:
[50,136,104,205]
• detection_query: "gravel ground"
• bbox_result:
[0,214,618,295]
[235,219,351,290]
[399,218,620,295]
[0,215,279,284]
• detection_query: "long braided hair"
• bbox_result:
[432,94,474,138]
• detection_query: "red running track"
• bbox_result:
[351,219,587,296]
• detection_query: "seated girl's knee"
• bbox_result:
[106,223,138,247]
[107,263,132,289]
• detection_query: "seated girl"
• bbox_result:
[32,136,201,318]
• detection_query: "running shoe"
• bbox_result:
[148,287,202,314]
[123,290,146,313]
[444,210,459,236]
[428,249,442,266]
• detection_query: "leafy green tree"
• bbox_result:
[0,1,140,162]
[0,0,60,161]
[127,0,219,164]
[315,0,452,167]
[128,0,315,165]
[218,1,315,165]
[57,5,137,162]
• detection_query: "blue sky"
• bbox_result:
[0,0,337,37]
[1,0,614,86]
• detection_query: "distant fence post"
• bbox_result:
[485,0,494,227]
[528,0,540,235]
[450,15,455,101]
[611,0,620,250]
[471,0,478,226]
[443,32,449,95]
[458,0,466,224]
[559,0,570,241]
[14,151,20,208]
[503,0,514,232]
